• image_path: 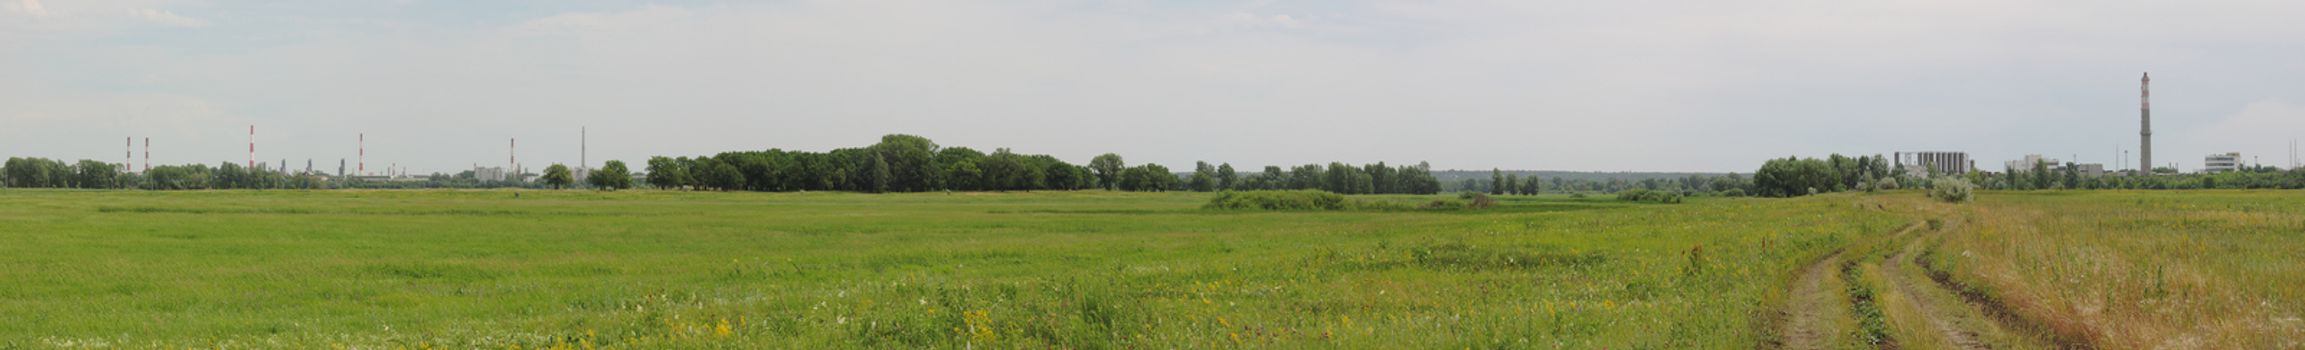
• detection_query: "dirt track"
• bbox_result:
[1882,237,1995,349]
[1775,219,2055,350]
[1777,251,1850,350]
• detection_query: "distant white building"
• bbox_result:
[2005,154,2062,172]
[2204,152,2241,173]
[1896,151,1973,178]
[2076,163,2106,177]
[474,166,508,182]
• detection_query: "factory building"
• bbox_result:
[2204,152,2241,173]
[1895,151,1972,178]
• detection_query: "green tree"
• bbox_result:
[695,159,744,191]
[1216,163,1237,191]
[589,160,634,190]
[2004,165,2022,190]
[1490,168,1505,195]
[937,147,987,191]
[1503,174,1520,195]
[2032,160,2052,190]
[1189,161,1217,192]
[541,164,574,189]
[645,156,688,190]
[861,153,891,193]
[870,134,939,192]
[1754,156,1835,197]
[1117,164,1174,192]
[1089,153,1124,190]
[979,148,1040,191]
[1288,164,1322,190]
[71,160,120,189]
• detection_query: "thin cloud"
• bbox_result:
[129,8,203,27]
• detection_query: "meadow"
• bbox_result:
[1922,191,2305,348]
[0,189,1915,348]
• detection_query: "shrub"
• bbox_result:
[1203,190,1350,210]
[1614,189,1684,204]
[1868,178,1900,192]
[1928,177,1975,203]
[1456,192,1498,209]
[1420,199,1467,210]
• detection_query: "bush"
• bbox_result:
[1421,199,1467,210]
[1455,192,1498,209]
[1614,189,1684,204]
[1203,190,1350,210]
[1868,178,1900,192]
[1928,177,1975,203]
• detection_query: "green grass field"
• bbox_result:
[0,190,1916,348]
[7,189,2294,349]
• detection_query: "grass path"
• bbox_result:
[1775,251,1852,350]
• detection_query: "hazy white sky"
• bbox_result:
[5,0,2303,174]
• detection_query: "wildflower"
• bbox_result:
[715,318,733,336]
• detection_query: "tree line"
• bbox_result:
[2,156,571,190]
[1454,170,1759,197]
[4,157,338,190]
[1174,161,1442,194]
[1751,153,2305,198]
[1751,154,1899,197]
[639,134,1444,194]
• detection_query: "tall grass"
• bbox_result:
[1923,190,2305,348]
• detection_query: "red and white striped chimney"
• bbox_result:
[247,125,255,169]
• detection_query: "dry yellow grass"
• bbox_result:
[1924,191,2305,348]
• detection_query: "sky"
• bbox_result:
[4,0,2304,174]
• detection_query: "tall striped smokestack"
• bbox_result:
[142,138,149,172]
[248,125,255,169]
[2140,72,2152,175]
[359,133,365,176]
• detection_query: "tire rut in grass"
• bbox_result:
[1883,237,1995,349]
[1777,251,1851,350]
[1775,222,1923,350]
